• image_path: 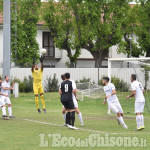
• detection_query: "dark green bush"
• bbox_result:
[76,77,91,83]
[11,76,33,93]
[99,76,130,92]
[45,74,59,92]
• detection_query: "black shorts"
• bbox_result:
[61,100,75,110]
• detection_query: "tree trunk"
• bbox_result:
[146,48,150,57]
[91,50,108,68]
[66,48,76,68]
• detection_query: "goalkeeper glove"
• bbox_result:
[40,56,44,63]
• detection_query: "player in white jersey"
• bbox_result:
[127,74,145,131]
[102,77,128,129]
[61,74,84,126]
[1,76,15,119]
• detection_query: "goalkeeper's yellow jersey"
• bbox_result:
[32,68,43,86]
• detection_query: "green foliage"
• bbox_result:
[45,74,59,92]
[11,0,41,67]
[135,1,150,57]
[0,0,3,13]
[99,76,130,92]
[42,0,81,68]
[76,77,91,83]
[11,76,33,93]
[43,0,132,67]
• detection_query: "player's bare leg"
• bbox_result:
[75,107,84,126]
[40,93,46,114]
[35,95,41,113]
[8,104,15,118]
[117,112,128,129]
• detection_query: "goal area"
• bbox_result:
[108,57,150,114]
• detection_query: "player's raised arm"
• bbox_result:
[32,58,35,72]
[40,56,44,71]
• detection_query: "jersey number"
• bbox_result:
[139,84,142,89]
[65,84,68,92]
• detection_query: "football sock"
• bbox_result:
[118,116,125,125]
[62,114,66,121]
[141,115,144,127]
[70,111,75,126]
[66,112,71,125]
[2,106,6,116]
[8,107,12,116]
[35,97,39,109]
[40,95,45,109]
[136,115,141,128]
[78,113,84,125]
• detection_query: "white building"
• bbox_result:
[0,15,127,68]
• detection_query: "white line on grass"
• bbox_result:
[15,118,150,135]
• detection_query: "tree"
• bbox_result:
[118,5,143,57]
[73,0,131,67]
[11,0,41,67]
[42,0,81,67]
[0,0,2,13]
[135,0,150,57]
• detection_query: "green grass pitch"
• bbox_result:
[0,92,150,150]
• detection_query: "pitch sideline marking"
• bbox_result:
[15,118,150,135]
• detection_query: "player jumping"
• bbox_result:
[61,74,84,126]
[1,76,15,119]
[102,77,128,129]
[127,74,145,131]
[32,56,46,114]
[59,73,78,130]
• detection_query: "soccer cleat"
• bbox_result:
[42,109,46,114]
[117,119,121,126]
[135,127,142,131]
[81,123,84,126]
[2,115,9,120]
[141,126,145,130]
[67,125,78,130]
[37,109,41,114]
[9,115,16,118]
[123,124,128,129]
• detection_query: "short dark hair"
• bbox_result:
[131,74,136,80]
[65,73,70,79]
[61,74,65,81]
[102,77,109,82]
[5,75,8,79]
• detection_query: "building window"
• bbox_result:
[43,32,55,57]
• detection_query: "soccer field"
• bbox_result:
[0,93,150,150]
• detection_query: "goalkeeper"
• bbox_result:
[31,56,46,114]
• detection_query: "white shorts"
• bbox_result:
[73,95,78,108]
[108,101,123,114]
[0,96,11,105]
[0,98,5,107]
[135,102,145,113]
